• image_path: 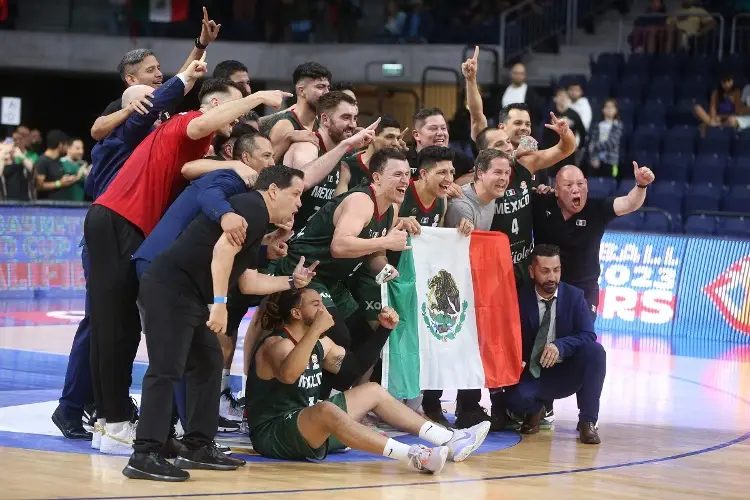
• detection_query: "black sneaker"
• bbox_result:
[218,415,240,432]
[162,432,182,459]
[423,408,454,429]
[129,397,140,423]
[454,407,490,429]
[123,452,190,482]
[174,443,242,471]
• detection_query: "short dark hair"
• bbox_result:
[261,288,307,330]
[413,108,445,129]
[330,81,355,93]
[377,116,401,135]
[198,78,248,104]
[243,110,260,127]
[213,60,248,80]
[474,148,511,181]
[476,126,498,151]
[117,49,155,82]
[233,131,271,160]
[531,244,561,262]
[417,146,454,172]
[46,130,69,150]
[213,122,257,156]
[292,62,332,87]
[498,103,530,124]
[231,122,257,138]
[254,164,304,191]
[317,90,357,118]
[370,148,408,175]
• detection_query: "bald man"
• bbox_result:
[533,162,655,315]
[52,61,207,443]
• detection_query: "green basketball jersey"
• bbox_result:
[341,150,371,189]
[262,108,318,136]
[288,185,395,283]
[490,158,534,284]
[293,132,341,233]
[246,329,325,430]
[399,180,445,227]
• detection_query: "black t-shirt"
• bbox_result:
[532,193,617,292]
[35,156,67,201]
[146,190,270,304]
[2,162,33,201]
[406,146,474,180]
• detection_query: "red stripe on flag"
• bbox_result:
[469,230,523,388]
[172,0,189,22]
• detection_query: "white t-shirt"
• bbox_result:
[502,84,528,108]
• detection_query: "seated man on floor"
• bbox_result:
[496,244,606,444]
[245,288,490,473]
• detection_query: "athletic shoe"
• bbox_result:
[540,408,555,429]
[174,443,242,471]
[218,415,240,432]
[129,397,140,423]
[219,388,244,422]
[162,431,182,459]
[407,445,449,474]
[123,452,189,482]
[214,441,232,455]
[454,407,490,429]
[424,408,454,429]
[91,418,106,450]
[83,404,96,429]
[445,421,490,462]
[100,421,137,455]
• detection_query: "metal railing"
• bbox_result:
[622,12,725,58]
[499,0,570,66]
[730,13,750,54]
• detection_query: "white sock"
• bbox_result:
[382,438,412,462]
[221,369,231,392]
[241,374,248,395]
[419,421,454,446]
[96,418,105,430]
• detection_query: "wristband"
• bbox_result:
[213,296,228,304]
[288,276,296,290]
[55,180,61,188]
[195,37,208,50]
[636,184,648,189]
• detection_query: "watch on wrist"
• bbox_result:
[195,37,208,50]
[636,184,648,189]
[288,276,296,290]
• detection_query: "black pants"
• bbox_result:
[84,204,144,422]
[133,275,223,453]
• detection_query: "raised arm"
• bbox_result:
[613,162,655,216]
[461,46,488,142]
[516,112,577,174]
[177,7,219,75]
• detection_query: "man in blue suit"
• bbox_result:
[501,244,605,444]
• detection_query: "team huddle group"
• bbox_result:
[48,11,655,484]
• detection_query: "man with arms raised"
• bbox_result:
[283,90,380,233]
[245,287,489,472]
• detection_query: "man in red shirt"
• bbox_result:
[85,77,291,454]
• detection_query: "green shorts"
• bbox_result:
[251,392,348,461]
[275,258,358,318]
[348,268,383,322]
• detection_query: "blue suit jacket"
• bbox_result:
[519,282,597,374]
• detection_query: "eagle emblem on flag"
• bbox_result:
[421,270,468,341]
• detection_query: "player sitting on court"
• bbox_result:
[245,288,490,473]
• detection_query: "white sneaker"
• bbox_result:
[407,445,449,474]
[91,418,106,450]
[100,421,136,455]
[445,421,490,463]
[219,388,244,422]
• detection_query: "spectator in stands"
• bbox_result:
[213,60,251,94]
[629,0,671,53]
[567,83,592,132]
[382,0,407,41]
[586,99,623,178]
[540,89,585,182]
[1,130,35,200]
[60,138,89,202]
[402,0,434,43]
[11,125,37,165]
[668,0,715,52]
[738,83,750,131]
[500,63,543,126]
[29,128,43,155]
[35,130,77,201]
[694,74,745,132]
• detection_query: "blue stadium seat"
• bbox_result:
[638,100,668,127]
[691,154,728,184]
[591,53,623,79]
[608,211,642,231]
[681,55,717,78]
[684,215,716,235]
[615,181,634,197]
[697,127,734,156]
[669,98,706,127]
[657,153,692,183]
[716,217,750,238]
[722,185,750,212]
[630,150,660,173]
[646,77,675,103]
[734,131,750,157]
[631,124,666,153]
[641,211,672,233]
[662,125,699,155]
[677,78,710,101]
[651,53,683,77]
[624,54,651,77]
[557,73,587,89]
[726,157,750,185]
[616,76,645,101]
[648,181,685,218]
[718,54,746,80]
[585,75,613,100]
[684,183,723,213]
[587,177,617,198]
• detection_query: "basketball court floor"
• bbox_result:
[1,298,749,499]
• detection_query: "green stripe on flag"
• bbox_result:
[384,236,421,399]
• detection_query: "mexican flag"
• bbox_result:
[381,227,523,399]
[149,0,189,23]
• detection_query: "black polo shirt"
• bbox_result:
[532,193,617,305]
[406,146,474,180]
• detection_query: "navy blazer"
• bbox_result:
[519,282,597,373]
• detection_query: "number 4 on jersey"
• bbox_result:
[511,218,519,234]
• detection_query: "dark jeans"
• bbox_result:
[133,275,222,453]
[84,205,144,422]
[504,342,607,423]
